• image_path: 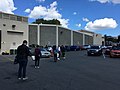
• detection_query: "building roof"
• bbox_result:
[0,11,28,23]
[78,30,94,34]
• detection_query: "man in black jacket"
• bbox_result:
[17,40,31,80]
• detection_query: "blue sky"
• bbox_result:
[0,0,120,36]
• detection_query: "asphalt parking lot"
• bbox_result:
[0,50,120,90]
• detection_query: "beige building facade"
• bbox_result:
[0,12,28,54]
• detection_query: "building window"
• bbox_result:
[22,17,28,22]
[3,13,9,19]
[17,16,22,21]
[12,25,16,30]
[10,15,16,20]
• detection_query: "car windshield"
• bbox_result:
[91,46,100,49]
[112,46,120,50]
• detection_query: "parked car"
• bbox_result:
[104,46,112,55]
[40,48,51,58]
[47,46,53,52]
[65,46,71,51]
[29,47,35,55]
[29,47,51,58]
[81,45,91,50]
[101,46,107,49]
[110,46,120,58]
[70,46,80,51]
[87,45,102,56]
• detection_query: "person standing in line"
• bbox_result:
[60,45,66,60]
[17,40,31,80]
[52,45,58,62]
[34,45,41,68]
[57,45,61,60]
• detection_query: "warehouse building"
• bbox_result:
[0,12,28,54]
[79,30,103,45]
[0,12,99,54]
[29,24,93,47]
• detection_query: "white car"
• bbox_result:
[40,48,51,58]
[81,45,91,50]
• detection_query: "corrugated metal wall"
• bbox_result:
[40,26,56,46]
[73,31,83,46]
[85,34,93,45]
[29,25,38,45]
[29,24,94,47]
[58,27,71,46]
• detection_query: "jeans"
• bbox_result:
[35,56,40,66]
[18,60,28,78]
[54,54,57,62]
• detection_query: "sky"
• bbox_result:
[0,0,120,36]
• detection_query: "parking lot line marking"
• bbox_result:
[0,55,14,62]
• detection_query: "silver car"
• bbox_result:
[40,48,51,58]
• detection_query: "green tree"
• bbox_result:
[32,18,61,25]
[118,35,120,43]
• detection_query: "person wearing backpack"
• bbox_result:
[52,45,58,62]
[60,45,66,60]
[57,45,61,60]
[34,45,41,68]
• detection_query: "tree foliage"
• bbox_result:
[32,18,61,25]
[118,35,120,42]
[104,35,119,45]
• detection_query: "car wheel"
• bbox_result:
[87,53,90,56]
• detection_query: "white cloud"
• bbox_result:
[76,24,81,27]
[58,19,69,28]
[89,0,120,4]
[84,18,118,31]
[25,1,69,28]
[83,17,89,22]
[50,1,57,8]
[36,0,45,3]
[0,0,17,14]
[44,1,62,20]
[112,0,120,4]
[73,12,77,15]
[24,8,31,13]
[28,5,47,19]
[89,0,109,3]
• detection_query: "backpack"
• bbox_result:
[54,49,58,54]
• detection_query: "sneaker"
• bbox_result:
[35,66,37,68]
[37,66,39,68]
[23,77,28,80]
[58,58,60,60]
[18,78,22,80]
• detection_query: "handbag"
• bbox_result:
[14,55,19,64]
[31,56,35,61]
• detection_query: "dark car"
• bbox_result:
[87,45,102,56]
[65,46,71,51]
[70,46,80,51]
